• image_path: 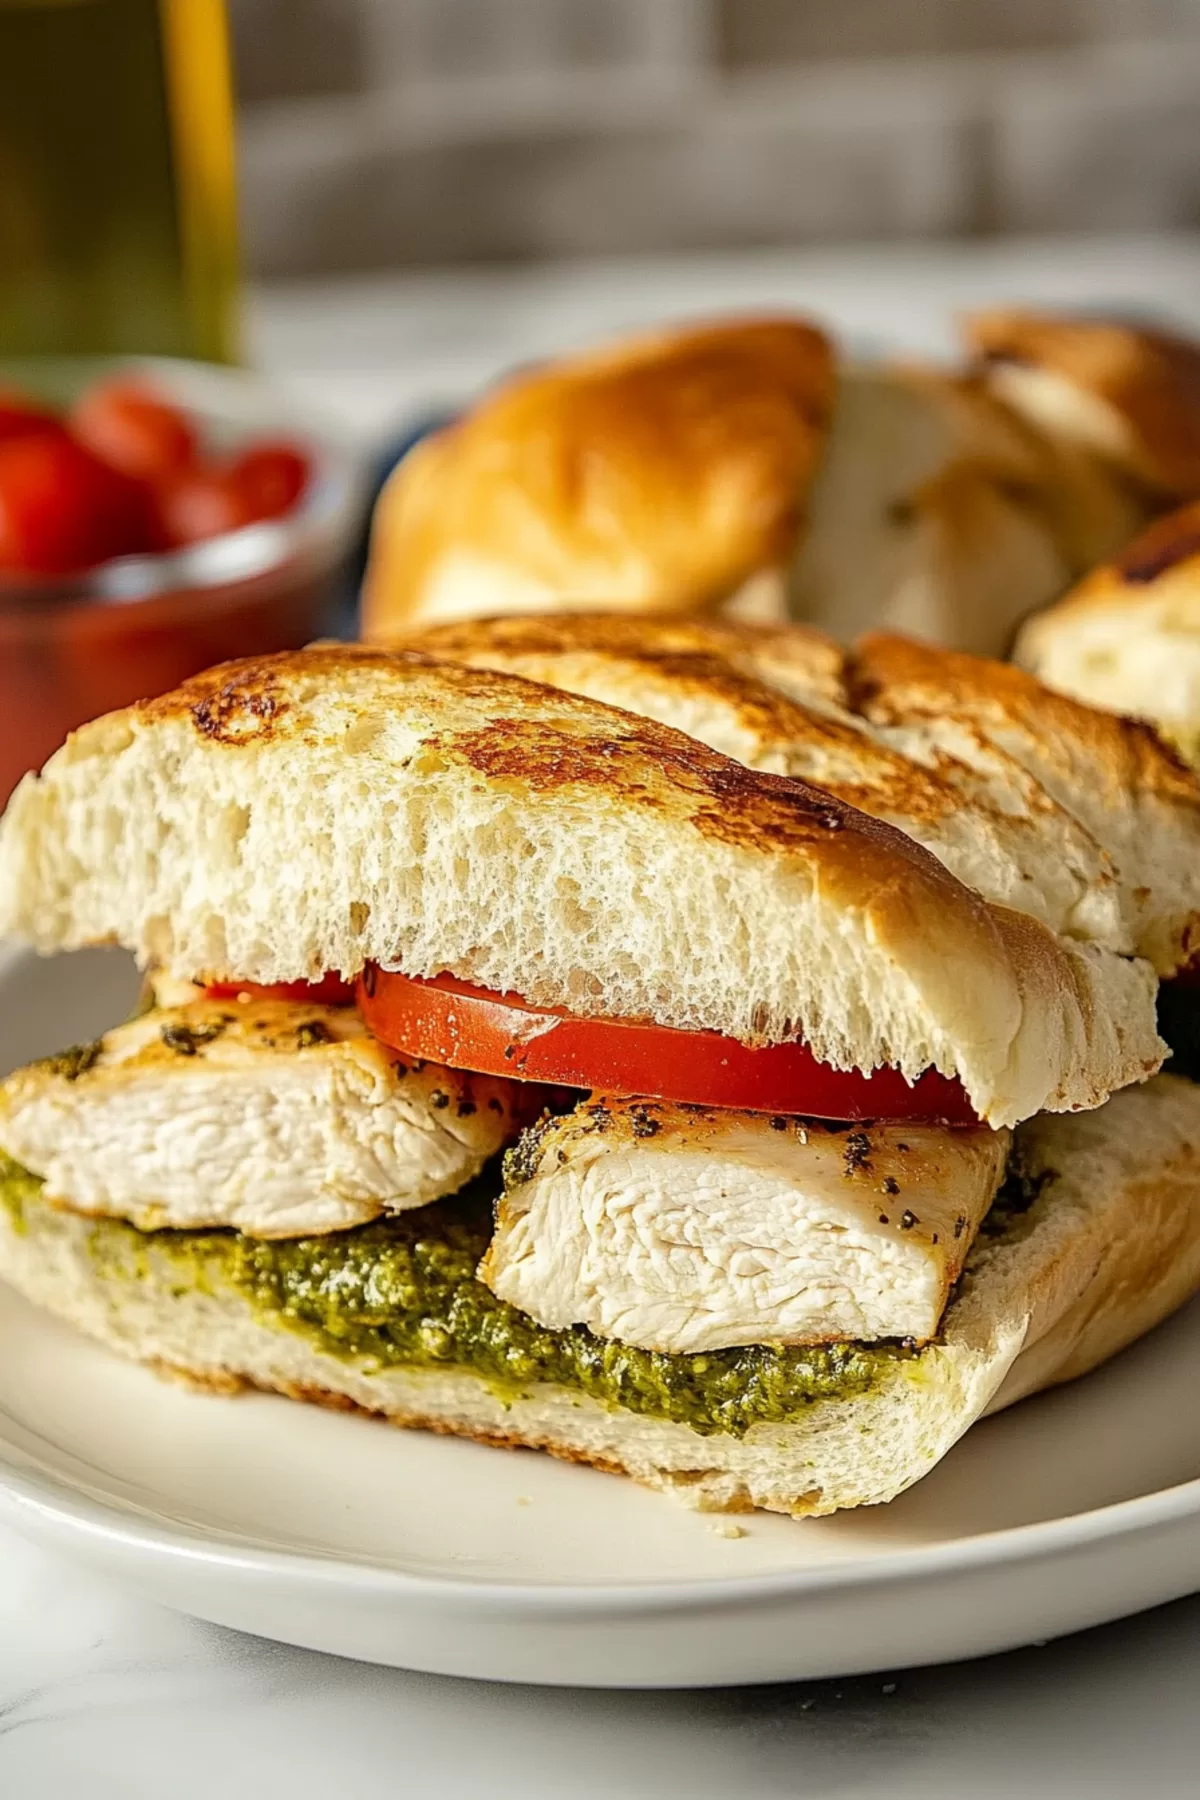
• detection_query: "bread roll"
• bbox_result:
[1015,501,1200,767]
[362,317,835,632]
[967,308,1200,500]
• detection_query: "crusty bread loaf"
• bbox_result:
[361,318,835,632]
[361,316,1143,656]
[966,308,1200,499]
[4,1074,1198,1518]
[0,646,1163,1128]
[398,613,1200,975]
[1015,501,1200,764]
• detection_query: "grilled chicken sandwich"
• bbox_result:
[3,634,1200,1517]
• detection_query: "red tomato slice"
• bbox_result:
[356,967,979,1123]
[0,435,159,575]
[204,976,354,1006]
[70,379,198,483]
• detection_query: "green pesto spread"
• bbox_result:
[0,1156,914,1437]
[0,1158,40,1234]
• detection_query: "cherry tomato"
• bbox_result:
[204,976,354,1006]
[0,389,64,446]
[355,967,980,1123]
[227,441,310,519]
[155,441,310,548]
[155,466,259,547]
[70,378,197,482]
[0,435,159,575]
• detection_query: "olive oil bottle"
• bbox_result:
[0,0,240,360]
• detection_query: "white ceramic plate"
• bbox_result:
[2,944,1200,1687]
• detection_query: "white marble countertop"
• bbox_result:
[4,1532,1200,1798]
[6,237,1200,1797]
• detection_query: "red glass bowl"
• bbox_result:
[0,357,363,807]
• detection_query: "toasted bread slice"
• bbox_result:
[0,647,1163,1128]
[398,613,1200,975]
[3,1075,1198,1518]
[1015,501,1200,765]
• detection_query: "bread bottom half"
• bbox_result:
[3,1075,1200,1519]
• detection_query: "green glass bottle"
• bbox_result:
[0,0,240,361]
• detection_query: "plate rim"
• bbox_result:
[2,1406,1200,1617]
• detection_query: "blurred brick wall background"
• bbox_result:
[228,0,1200,275]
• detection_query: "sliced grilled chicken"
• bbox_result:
[482,1097,1010,1352]
[0,999,526,1237]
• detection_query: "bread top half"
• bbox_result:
[0,642,1167,1129]
[360,317,835,634]
[966,307,1200,498]
[401,611,1200,977]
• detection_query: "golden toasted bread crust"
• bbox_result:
[127,644,952,869]
[399,610,846,700]
[405,608,1197,799]
[966,308,1200,495]
[400,612,1200,974]
[1109,501,1200,589]
[854,629,1200,815]
[403,613,972,836]
[361,318,835,634]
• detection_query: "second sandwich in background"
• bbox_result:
[362,310,1200,658]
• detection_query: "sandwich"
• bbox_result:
[361,315,1151,658]
[1015,500,1200,772]
[2,638,1200,1518]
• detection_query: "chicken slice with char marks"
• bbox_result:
[482,1097,1010,1352]
[0,999,528,1238]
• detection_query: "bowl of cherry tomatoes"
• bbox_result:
[0,357,362,806]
